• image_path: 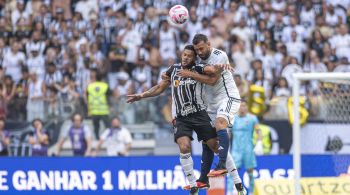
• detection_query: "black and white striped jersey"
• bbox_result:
[166,64,207,118]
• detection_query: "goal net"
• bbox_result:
[292,73,350,194]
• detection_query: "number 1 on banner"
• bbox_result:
[102,171,113,190]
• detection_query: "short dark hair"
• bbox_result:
[71,113,83,122]
[192,34,208,45]
[184,45,196,54]
[32,118,43,127]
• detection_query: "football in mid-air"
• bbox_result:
[169,5,189,24]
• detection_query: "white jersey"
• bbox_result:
[197,48,240,103]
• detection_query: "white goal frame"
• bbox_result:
[292,72,350,195]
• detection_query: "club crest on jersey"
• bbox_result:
[174,80,180,87]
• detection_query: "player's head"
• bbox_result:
[111,117,121,128]
[181,45,196,67]
[71,113,83,128]
[239,100,248,116]
[192,34,211,60]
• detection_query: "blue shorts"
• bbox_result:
[232,149,257,169]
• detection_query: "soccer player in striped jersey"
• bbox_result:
[177,34,245,194]
[127,45,220,195]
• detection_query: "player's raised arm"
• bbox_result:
[126,79,170,103]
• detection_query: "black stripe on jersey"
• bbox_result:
[221,75,241,102]
[222,74,232,98]
[183,82,190,103]
[190,83,199,111]
[200,84,205,104]
[171,72,180,114]
[225,99,233,113]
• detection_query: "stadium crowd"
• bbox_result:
[0,0,349,125]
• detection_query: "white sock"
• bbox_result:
[180,153,197,187]
[226,153,242,184]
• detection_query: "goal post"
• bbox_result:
[292,72,350,195]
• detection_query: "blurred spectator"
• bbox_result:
[58,74,80,119]
[11,0,30,28]
[252,69,272,99]
[273,77,291,97]
[234,74,249,100]
[75,0,98,21]
[112,71,134,123]
[86,69,109,139]
[119,18,142,74]
[108,37,127,89]
[27,71,46,122]
[4,75,16,119]
[158,20,176,63]
[187,7,203,41]
[44,62,62,89]
[270,11,285,43]
[232,39,253,77]
[282,16,306,42]
[196,0,215,20]
[286,31,306,64]
[329,24,350,61]
[125,0,144,21]
[3,41,25,83]
[325,4,341,27]
[209,24,225,48]
[0,119,9,156]
[14,67,29,121]
[94,116,132,156]
[56,113,92,156]
[231,18,253,51]
[132,55,152,93]
[28,119,49,156]
[26,45,45,79]
[309,29,326,58]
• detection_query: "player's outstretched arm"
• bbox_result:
[177,65,221,86]
[126,80,170,103]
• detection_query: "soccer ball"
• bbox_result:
[169,5,189,24]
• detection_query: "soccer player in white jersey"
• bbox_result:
[177,34,245,194]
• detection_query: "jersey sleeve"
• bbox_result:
[194,63,207,74]
[165,65,175,77]
[252,115,259,126]
[219,52,230,64]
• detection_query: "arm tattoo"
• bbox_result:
[142,85,161,98]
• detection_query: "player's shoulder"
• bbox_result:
[212,48,228,57]
[167,63,181,71]
[247,113,258,121]
[173,63,181,68]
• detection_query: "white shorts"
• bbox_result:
[207,97,241,127]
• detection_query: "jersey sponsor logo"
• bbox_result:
[181,104,197,116]
[173,80,180,87]
[178,79,196,86]
[213,50,221,55]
